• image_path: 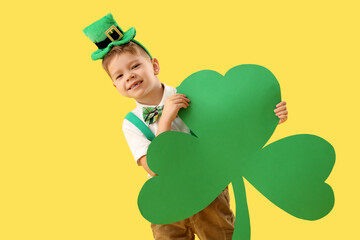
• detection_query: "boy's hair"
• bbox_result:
[102,41,151,80]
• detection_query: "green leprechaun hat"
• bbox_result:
[83,13,152,60]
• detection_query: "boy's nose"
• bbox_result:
[127,73,136,81]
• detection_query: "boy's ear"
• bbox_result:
[152,58,160,75]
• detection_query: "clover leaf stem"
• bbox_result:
[232,177,251,240]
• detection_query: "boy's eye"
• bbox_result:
[116,74,123,79]
[132,64,140,69]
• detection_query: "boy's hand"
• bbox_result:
[161,94,190,123]
[274,101,288,124]
[139,155,158,177]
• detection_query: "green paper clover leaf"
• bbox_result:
[138,64,335,239]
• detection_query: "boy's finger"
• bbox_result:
[278,117,288,124]
[276,110,288,116]
[172,94,189,101]
[173,98,190,106]
[173,98,188,103]
[276,101,286,107]
[181,95,190,101]
[276,102,285,108]
[178,103,188,109]
[274,106,287,112]
[278,115,288,121]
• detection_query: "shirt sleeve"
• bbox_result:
[122,118,152,166]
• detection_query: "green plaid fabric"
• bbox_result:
[142,105,164,125]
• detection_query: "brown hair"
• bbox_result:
[102,41,151,80]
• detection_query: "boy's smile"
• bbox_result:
[108,51,162,105]
[128,80,143,91]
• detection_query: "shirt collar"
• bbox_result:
[135,83,173,111]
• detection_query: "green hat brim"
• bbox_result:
[91,27,136,60]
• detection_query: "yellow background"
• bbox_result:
[1,0,359,239]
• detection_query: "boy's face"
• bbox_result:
[108,51,160,102]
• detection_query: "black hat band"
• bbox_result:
[94,26,124,49]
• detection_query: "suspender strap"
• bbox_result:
[125,112,155,141]
[125,112,197,141]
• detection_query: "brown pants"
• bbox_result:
[150,187,235,240]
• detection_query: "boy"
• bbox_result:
[83,13,288,240]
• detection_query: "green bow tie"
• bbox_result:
[143,105,164,125]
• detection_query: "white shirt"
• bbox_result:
[122,83,191,170]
